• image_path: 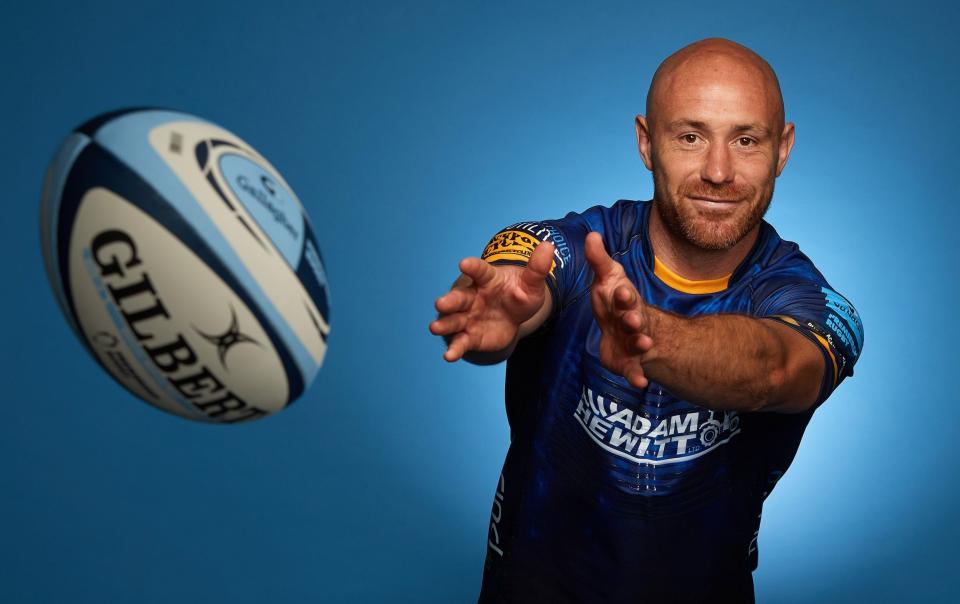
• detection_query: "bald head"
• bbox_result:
[646,38,785,132]
[634,38,796,254]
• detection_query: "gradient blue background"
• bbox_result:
[2,1,956,602]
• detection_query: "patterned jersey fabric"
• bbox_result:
[477,200,863,603]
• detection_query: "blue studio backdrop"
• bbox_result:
[2,1,957,602]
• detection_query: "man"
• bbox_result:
[430,38,863,603]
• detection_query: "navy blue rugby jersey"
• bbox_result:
[477,199,863,603]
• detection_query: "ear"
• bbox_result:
[635,115,653,171]
[775,122,796,177]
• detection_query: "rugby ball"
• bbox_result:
[39,108,331,423]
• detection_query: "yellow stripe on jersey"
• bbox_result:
[653,257,730,294]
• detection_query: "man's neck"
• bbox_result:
[647,202,760,281]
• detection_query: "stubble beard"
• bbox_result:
[651,165,774,251]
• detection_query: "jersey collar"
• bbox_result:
[638,200,773,293]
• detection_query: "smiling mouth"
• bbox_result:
[689,195,739,203]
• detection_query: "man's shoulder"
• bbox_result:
[741,220,829,287]
[556,198,648,226]
[544,199,649,255]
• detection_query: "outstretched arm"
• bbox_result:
[585,232,825,413]
[430,241,555,365]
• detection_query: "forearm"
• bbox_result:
[462,344,518,365]
[640,308,817,412]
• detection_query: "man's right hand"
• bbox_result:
[429,241,555,363]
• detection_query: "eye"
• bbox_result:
[681,133,699,144]
[736,136,756,147]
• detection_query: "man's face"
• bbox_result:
[638,58,793,250]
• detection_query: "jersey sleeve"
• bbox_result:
[754,265,864,406]
[479,220,579,313]
[479,201,642,314]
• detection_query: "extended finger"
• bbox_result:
[624,362,649,389]
[628,333,654,354]
[590,279,617,320]
[584,232,620,281]
[613,284,639,312]
[435,287,476,314]
[619,309,644,333]
[459,257,498,287]
[520,241,555,292]
[443,332,472,362]
[429,313,468,336]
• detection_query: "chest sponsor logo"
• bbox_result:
[574,386,740,465]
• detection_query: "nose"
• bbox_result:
[701,142,734,184]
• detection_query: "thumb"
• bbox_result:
[584,232,619,280]
[519,241,554,292]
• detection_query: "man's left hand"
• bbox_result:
[584,231,655,389]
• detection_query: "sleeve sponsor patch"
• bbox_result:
[482,229,539,263]
[757,277,863,404]
[821,286,863,358]
[481,227,556,276]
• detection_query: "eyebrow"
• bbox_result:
[732,123,772,137]
[668,119,708,131]
[667,119,772,137]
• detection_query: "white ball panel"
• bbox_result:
[68,187,288,423]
